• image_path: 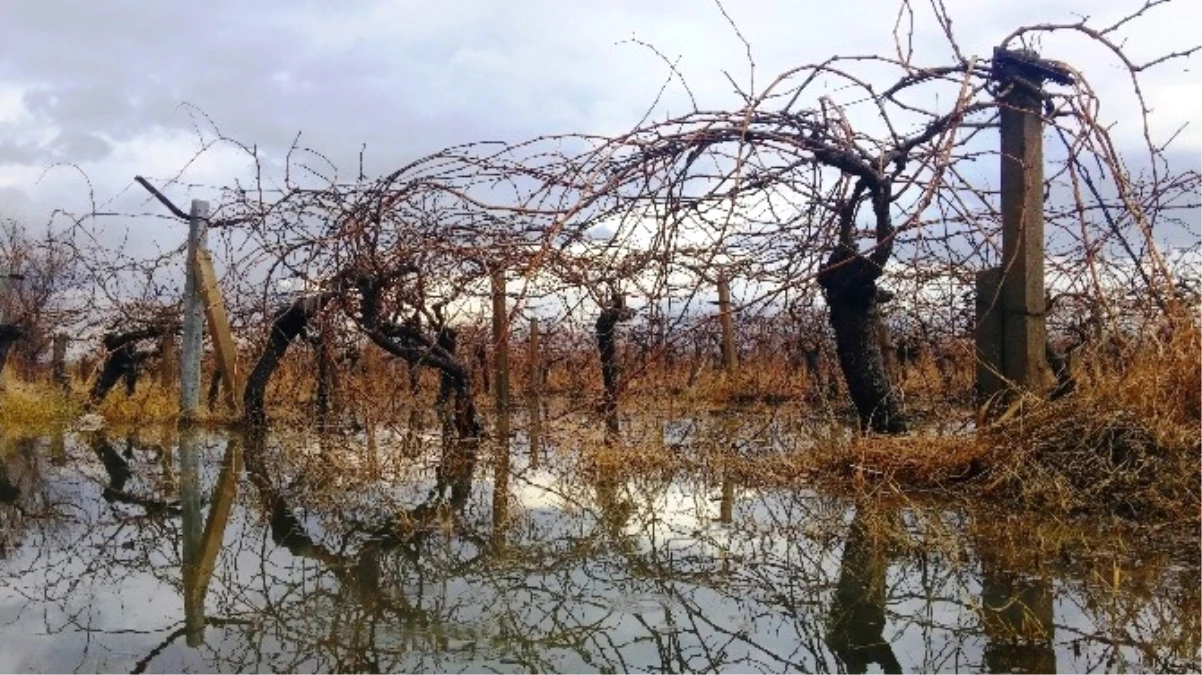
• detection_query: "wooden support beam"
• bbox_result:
[717,273,737,372]
[158,333,177,388]
[51,333,69,391]
[194,249,241,414]
[491,268,511,421]
[527,317,540,397]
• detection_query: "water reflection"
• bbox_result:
[826,504,902,674]
[179,433,240,647]
[0,415,1196,673]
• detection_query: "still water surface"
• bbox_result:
[0,417,1197,673]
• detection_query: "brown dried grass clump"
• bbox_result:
[981,313,1201,521]
[0,378,78,428]
[815,434,988,488]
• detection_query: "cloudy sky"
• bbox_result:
[0,0,1198,244]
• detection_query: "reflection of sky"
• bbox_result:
[0,427,1196,673]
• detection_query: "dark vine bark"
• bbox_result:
[435,326,459,408]
[88,325,174,407]
[0,323,23,378]
[595,297,635,436]
[818,249,908,434]
[813,171,910,435]
[243,294,332,428]
[355,275,482,445]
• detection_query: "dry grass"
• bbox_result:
[2,310,1196,524]
[0,377,78,429]
[0,374,235,429]
[571,312,1199,524]
[978,313,1201,520]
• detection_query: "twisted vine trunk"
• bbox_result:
[596,304,634,436]
[244,295,330,428]
[819,253,907,434]
[355,275,482,449]
[0,324,23,378]
[89,325,174,407]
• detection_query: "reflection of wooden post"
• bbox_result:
[180,200,208,421]
[719,476,734,523]
[997,48,1053,394]
[178,428,204,645]
[51,333,68,391]
[491,269,510,420]
[50,426,67,466]
[181,436,241,648]
[717,273,737,372]
[491,428,510,551]
[194,249,240,414]
[528,394,542,470]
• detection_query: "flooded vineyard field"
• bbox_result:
[0,410,1198,673]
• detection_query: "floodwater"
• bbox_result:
[0,410,1198,674]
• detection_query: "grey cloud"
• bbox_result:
[0,130,110,165]
[0,138,44,165]
[0,0,707,178]
[0,0,1195,218]
[52,131,111,162]
[0,185,32,214]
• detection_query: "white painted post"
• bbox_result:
[180,200,209,421]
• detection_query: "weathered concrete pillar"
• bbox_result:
[995,47,1059,394]
[975,267,1005,404]
[180,200,208,422]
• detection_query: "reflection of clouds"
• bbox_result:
[0,425,1196,672]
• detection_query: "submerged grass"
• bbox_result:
[782,313,1199,523]
[0,376,233,430]
[575,314,1200,524]
[1,312,1196,523]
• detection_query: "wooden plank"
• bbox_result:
[52,333,69,390]
[491,268,510,419]
[193,248,240,413]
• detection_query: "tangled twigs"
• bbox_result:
[31,0,1198,437]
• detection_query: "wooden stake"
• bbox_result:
[194,248,241,414]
